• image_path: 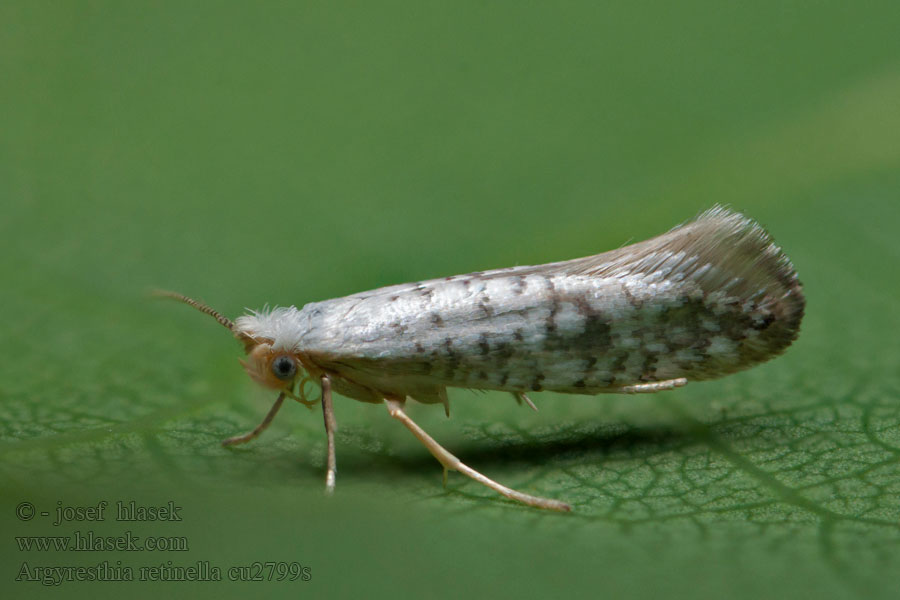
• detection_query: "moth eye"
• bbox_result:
[271,355,297,381]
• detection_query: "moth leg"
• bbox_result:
[439,388,450,418]
[383,398,570,512]
[320,375,337,493]
[511,391,538,411]
[285,376,319,410]
[221,392,285,446]
[616,378,688,394]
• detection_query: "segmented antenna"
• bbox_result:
[153,289,235,331]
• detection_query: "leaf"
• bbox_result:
[3,2,900,598]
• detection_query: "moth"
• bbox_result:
[158,206,804,511]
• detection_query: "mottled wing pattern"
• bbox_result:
[296,207,804,404]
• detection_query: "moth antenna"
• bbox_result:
[153,289,235,331]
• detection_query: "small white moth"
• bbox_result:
[158,206,804,511]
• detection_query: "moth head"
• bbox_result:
[154,290,303,391]
[238,343,302,390]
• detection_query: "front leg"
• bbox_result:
[221,392,285,446]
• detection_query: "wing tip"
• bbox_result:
[687,204,806,361]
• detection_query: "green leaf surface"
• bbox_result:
[3,2,900,598]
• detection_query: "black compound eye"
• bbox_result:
[271,355,297,381]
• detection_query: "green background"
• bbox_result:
[3,1,900,598]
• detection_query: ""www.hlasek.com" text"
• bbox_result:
[16,531,188,552]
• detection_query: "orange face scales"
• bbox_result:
[239,343,301,391]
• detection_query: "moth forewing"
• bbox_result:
[160,205,804,512]
[295,206,803,399]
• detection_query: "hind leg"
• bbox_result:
[384,398,570,512]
